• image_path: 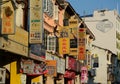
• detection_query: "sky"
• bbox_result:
[67,0,120,16]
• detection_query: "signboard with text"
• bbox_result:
[29,0,43,43]
[69,18,78,57]
[59,38,70,54]
[78,28,86,60]
[46,52,65,74]
[1,1,15,34]
[45,60,57,77]
[81,66,88,83]
[66,56,77,71]
[0,27,28,56]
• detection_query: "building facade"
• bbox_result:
[82,9,120,83]
[0,0,96,84]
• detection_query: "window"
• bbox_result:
[93,55,99,68]
[44,30,49,49]
[47,34,56,53]
[53,5,58,21]
[63,19,69,26]
[43,0,48,11]
[43,0,53,17]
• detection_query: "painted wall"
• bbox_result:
[84,10,117,54]
[91,46,107,84]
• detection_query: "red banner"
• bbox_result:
[66,57,77,71]
[64,71,76,79]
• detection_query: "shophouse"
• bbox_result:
[0,0,96,84]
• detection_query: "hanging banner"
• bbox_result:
[1,1,15,34]
[59,26,70,54]
[59,38,70,54]
[69,27,78,57]
[76,60,81,73]
[66,57,77,71]
[46,52,65,74]
[33,62,47,75]
[20,74,26,84]
[81,66,88,83]
[64,70,76,79]
[29,0,43,43]
[78,28,86,60]
[69,18,78,57]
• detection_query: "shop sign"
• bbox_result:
[59,27,69,54]
[20,59,47,75]
[20,59,34,74]
[69,18,78,27]
[60,27,69,38]
[30,44,45,59]
[64,71,76,79]
[29,0,43,43]
[33,62,47,75]
[78,28,86,60]
[45,52,54,60]
[0,68,6,84]
[0,27,28,56]
[76,60,81,72]
[31,76,43,84]
[55,57,65,74]
[81,66,88,83]
[87,52,92,70]
[1,1,15,34]
[68,80,74,84]
[20,74,26,84]
[59,58,65,74]
[59,38,70,54]
[69,27,78,57]
[66,57,77,71]
[45,60,57,77]
[46,52,65,74]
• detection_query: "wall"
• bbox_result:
[91,46,107,84]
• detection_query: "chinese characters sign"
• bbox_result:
[69,18,78,57]
[59,27,70,54]
[29,0,43,43]
[20,59,47,75]
[59,38,70,54]
[78,28,86,60]
[66,56,77,71]
[45,60,57,77]
[46,52,65,74]
[1,1,15,34]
